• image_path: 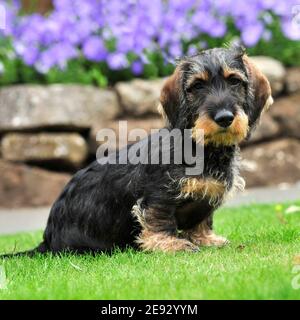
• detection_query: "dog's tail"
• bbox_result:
[0,241,48,259]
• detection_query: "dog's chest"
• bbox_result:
[174,177,226,229]
[176,145,238,201]
[178,177,227,203]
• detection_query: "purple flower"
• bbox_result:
[36,43,77,73]
[207,20,227,38]
[168,43,182,58]
[22,46,39,65]
[2,0,300,75]
[107,53,129,70]
[187,45,198,56]
[282,18,300,40]
[241,23,264,46]
[83,36,107,62]
[262,30,272,41]
[131,60,143,75]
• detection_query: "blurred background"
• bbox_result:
[0,0,300,232]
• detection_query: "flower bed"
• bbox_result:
[0,0,300,86]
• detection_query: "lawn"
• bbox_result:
[0,202,299,300]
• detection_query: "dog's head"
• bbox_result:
[159,45,273,146]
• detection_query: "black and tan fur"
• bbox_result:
[1,45,272,257]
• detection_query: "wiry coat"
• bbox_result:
[1,45,273,256]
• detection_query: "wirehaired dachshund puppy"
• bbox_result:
[2,45,273,257]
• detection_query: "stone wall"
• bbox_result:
[0,56,299,208]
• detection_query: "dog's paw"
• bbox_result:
[175,239,200,252]
[200,234,230,247]
[197,234,230,247]
[137,230,199,252]
[153,237,200,252]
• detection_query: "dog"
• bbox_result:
[1,45,273,257]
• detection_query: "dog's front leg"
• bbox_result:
[182,216,229,247]
[132,204,198,252]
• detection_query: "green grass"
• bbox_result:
[0,202,300,300]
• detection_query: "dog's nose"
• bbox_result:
[214,110,234,128]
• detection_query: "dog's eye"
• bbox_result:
[227,75,242,86]
[188,80,205,92]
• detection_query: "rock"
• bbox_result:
[241,139,300,188]
[0,85,120,132]
[246,112,280,144]
[89,117,164,154]
[285,67,300,94]
[1,133,88,168]
[269,93,300,138]
[115,79,166,116]
[250,56,286,96]
[0,160,71,208]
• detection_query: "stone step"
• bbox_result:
[0,84,119,132]
[1,133,88,168]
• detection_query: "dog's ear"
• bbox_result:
[243,55,273,127]
[159,68,181,127]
